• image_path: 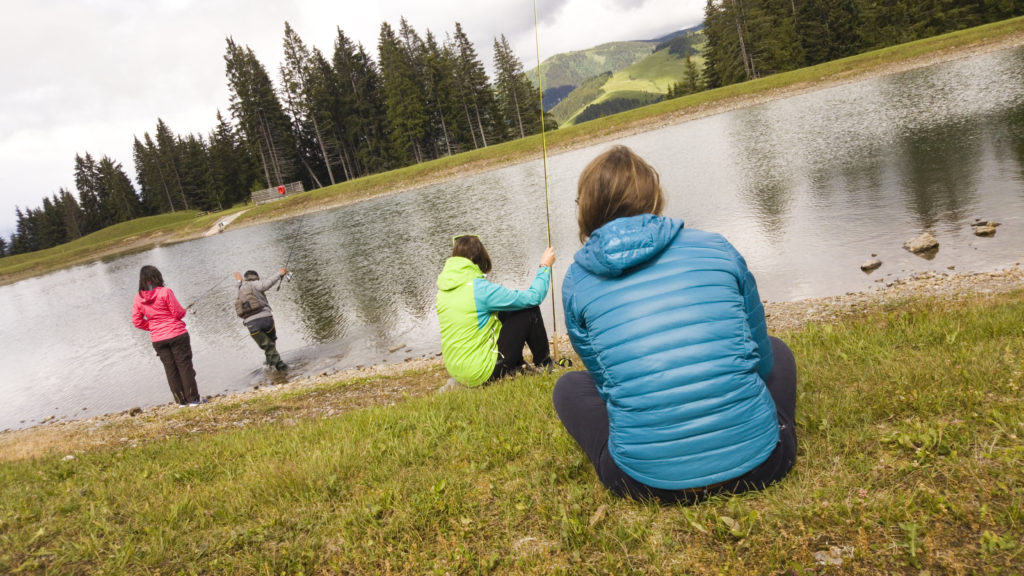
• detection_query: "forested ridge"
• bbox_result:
[700,0,1023,89]
[3,19,544,257]
[4,2,1023,258]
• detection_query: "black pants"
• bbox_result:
[552,336,798,503]
[245,316,284,369]
[489,306,551,381]
[152,332,201,405]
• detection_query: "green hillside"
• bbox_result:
[549,72,612,125]
[527,41,655,94]
[606,48,705,93]
[557,49,706,127]
[554,30,707,127]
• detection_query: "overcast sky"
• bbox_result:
[0,0,705,238]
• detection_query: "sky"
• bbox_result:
[0,0,705,239]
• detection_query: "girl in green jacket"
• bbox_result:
[435,235,556,387]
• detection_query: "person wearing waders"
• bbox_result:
[234,268,289,371]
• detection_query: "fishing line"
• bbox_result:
[184,274,233,313]
[533,0,561,364]
[275,205,308,291]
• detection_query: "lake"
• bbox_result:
[3,45,1024,431]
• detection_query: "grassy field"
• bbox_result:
[604,49,704,95]
[558,50,706,126]
[3,17,1023,287]
[1,290,1022,574]
[0,208,245,285]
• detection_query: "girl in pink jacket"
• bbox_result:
[132,265,202,405]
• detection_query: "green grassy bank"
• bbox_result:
[2,291,1022,574]
[0,209,242,285]
[4,17,1023,287]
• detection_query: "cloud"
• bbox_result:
[0,0,705,238]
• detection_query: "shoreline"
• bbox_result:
[4,29,1024,458]
[2,262,1022,461]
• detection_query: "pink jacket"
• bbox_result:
[132,286,188,342]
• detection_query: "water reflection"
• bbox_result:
[898,120,982,230]
[5,45,1024,430]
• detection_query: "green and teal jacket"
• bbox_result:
[435,257,551,386]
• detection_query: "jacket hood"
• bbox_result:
[436,257,483,291]
[574,214,684,278]
[138,287,161,304]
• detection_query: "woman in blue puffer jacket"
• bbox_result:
[553,145,797,503]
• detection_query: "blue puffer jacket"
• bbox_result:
[562,214,779,490]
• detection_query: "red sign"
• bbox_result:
[277,185,286,195]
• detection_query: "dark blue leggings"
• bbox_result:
[552,336,798,503]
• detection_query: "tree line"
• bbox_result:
[3,19,546,257]
[699,0,1023,91]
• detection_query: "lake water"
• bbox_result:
[3,46,1024,431]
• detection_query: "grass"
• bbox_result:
[0,207,246,285]
[2,290,1023,574]
[604,50,705,95]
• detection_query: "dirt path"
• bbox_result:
[203,209,249,237]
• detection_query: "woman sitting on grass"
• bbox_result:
[553,145,797,503]
[436,235,556,388]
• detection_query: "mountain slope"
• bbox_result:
[547,27,706,126]
[527,41,656,110]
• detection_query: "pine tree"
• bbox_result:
[798,0,862,65]
[208,110,260,208]
[378,20,430,164]
[422,30,463,156]
[178,135,216,210]
[451,22,505,148]
[224,36,300,188]
[37,196,65,249]
[332,29,390,175]
[11,207,36,254]
[74,153,104,234]
[492,34,542,139]
[154,119,192,210]
[58,187,83,241]
[667,54,705,98]
[0,235,7,257]
[280,22,332,188]
[97,156,142,224]
[134,133,180,214]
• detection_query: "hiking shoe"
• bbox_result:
[517,362,542,375]
[275,362,289,371]
[187,397,207,407]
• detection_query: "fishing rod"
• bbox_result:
[533,0,563,365]
[275,196,308,291]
